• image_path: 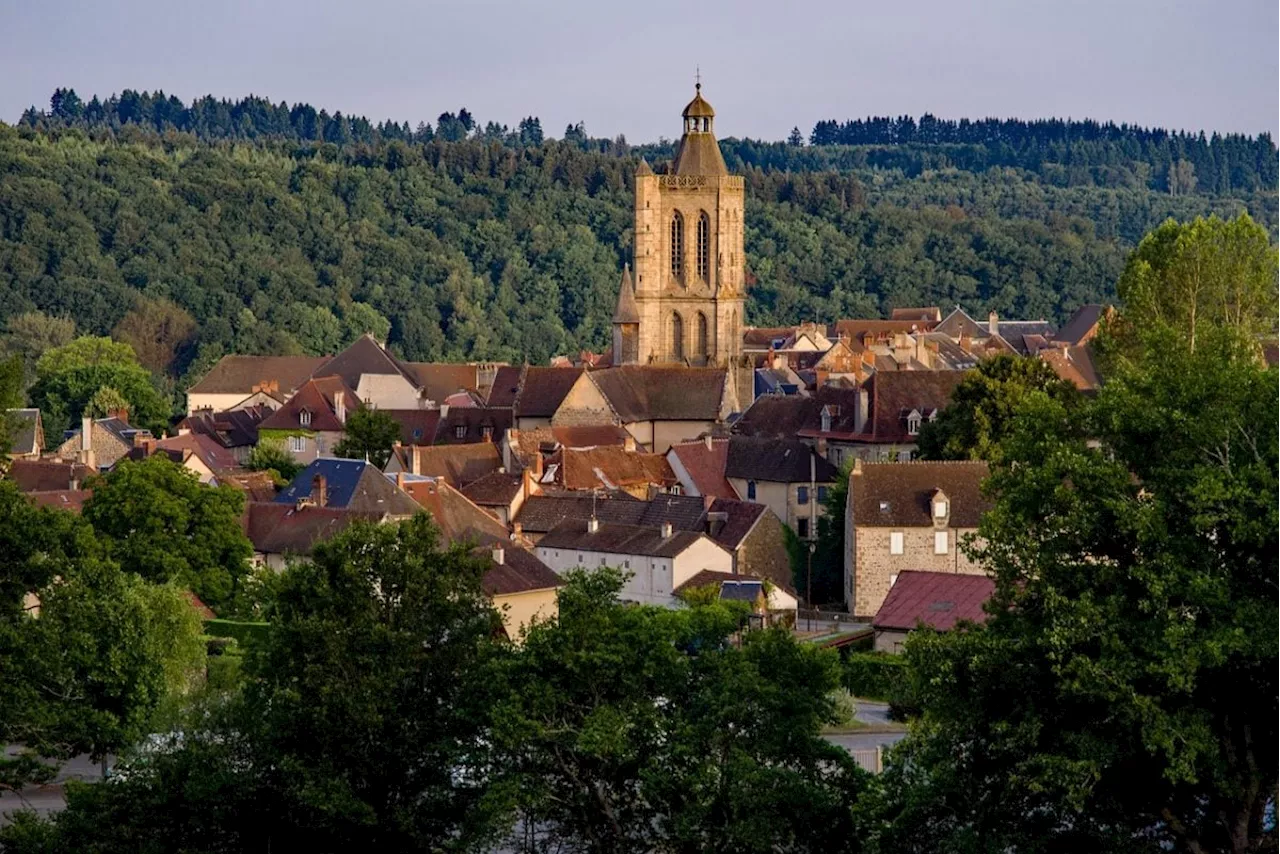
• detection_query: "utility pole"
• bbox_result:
[807,540,816,633]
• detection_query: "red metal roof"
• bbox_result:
[871,570,994,632]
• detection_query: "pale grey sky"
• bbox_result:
[1,0,1276,140]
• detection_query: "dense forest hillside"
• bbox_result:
[3,89,1275,382]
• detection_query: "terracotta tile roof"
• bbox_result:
[667,437,735,499]
[404,363,483,405]
[187,355,327,395]
[557,446,676,491]
[867,371,966,444]
[381,409,441,445]
[480,545,563,596]
[833,319,938,344]
[460,470,524,507]
[313,334,419,391]
[219,470,278,502]
[590,366,727,422]
[25,489,91,512]
[154,433,241,472]
[537,519,713,559]
[485,365,524,408]
[177,405,271,449]
[725,436,838,484]
[6,459,91,492]
[849,461,991,528]
[244,501,383,556]
[872,570,994,632]
[514,367,585,418]
[1040,345,1101,392]
[275,459,420,515]
[396,476,510,546]
[259,377,361,433]
[395,443,501,487]
[434,407,511,445]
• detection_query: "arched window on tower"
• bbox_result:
[670,312,684,360]
[669,211,684,283]
[696,312,709,356]
[696,211,710,282]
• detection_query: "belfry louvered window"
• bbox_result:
[670,211,684,280]
[696,211,710,281]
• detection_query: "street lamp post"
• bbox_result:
[806,541,816,633]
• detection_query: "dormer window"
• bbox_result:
[299,409,311,427]
[934,500,948,518]
[454,425,467,440]
[906,410,922,435]
[820,408,832,433]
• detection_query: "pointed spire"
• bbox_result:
[635,158,654,177]
[612,264,640,324]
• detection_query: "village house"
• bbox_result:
[256,377,361,464]
[871,570,994,653]
[54,412,151,470]
[734,385,867,468]
[672,569,798,623]
[512,366,585,432]
[116,432,241,485]
[844,460,991,618]
[666,436,735,499]
[535,517,733,608]
[175,404,272,464]
[186,355,325,414]
[724,436,837,541]
[460,469,539,525]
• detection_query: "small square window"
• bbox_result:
[890,532,904,555]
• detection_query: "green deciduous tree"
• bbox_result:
[0,483,205,793]
[332,407,401,467]
[111,296,198,375]
[810,457,853,605]
[82,456,253,610]
[34,336,138,380]
[915,353,1082,461]
[491,569,865,853]
[872,329,1277,853]
[84,385,130,418]
[245,437,302,483]
[1,311,76,388]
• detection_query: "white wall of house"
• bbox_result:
[187,392,252,415]
[355,374,421,410]
[534,537,731,607]
[669,537,733,589]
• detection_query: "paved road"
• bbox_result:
[1,749,110,823]
[853,699,896,728]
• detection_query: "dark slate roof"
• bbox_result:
[187,355,327,395]
[537,519,710,558]
[259,378,361,433]
[312,334,418,390]
[1054,304,1107,346]
[480,546,564,596]
[275,458,420,515]
[589,366,726,422]
[736,385,863,439]
[868,371,966,444]
[435,407,512,445]
[514,492,645,533]
[460,471,524,507]
[725,436,838,484]
[672,122,728,177]
[872,570,995,632]
[382,409,441,445]
[485,365,524,408]
[177,405,271,449]
[514,367,585,418]
[6,459,91,492]
[849,461,991,528]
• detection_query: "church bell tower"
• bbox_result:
[612,82,745,366]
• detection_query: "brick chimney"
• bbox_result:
[623,435,636,453]
[79,415,95,469]
[660,521,673,538]
[854,386,869,434]
[988,311,999,336]
[395,471,406,490]
[311,474,328,508]
[108,406,129,425]
[334,394,346,425]
[587,517,600,533]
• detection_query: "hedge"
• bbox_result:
[843,652,909,701]
[203,619,270,647]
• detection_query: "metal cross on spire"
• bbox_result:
[695,66,701,91]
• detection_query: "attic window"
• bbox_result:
[299,409,311,427]
[820,410,832,433]
[879,500,891,513]
[934,500,949,519]
[906,412,922,435]
[454,425,466,440]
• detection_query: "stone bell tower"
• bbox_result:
[612,83,745,366]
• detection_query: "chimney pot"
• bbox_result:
[492,546,505,565]
[623,435,636,453]
[660,521,672,538]
[587,517,599,533]
[396,471,406,489]
[988,311,999,336]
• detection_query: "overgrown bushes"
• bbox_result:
[843,652,907,701]
[203,619,269,648]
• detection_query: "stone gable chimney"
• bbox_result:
[311,474,328,508]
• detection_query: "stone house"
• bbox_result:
[724,436,837,541]
[844,460,991,618]
[257,377,361,464]
[54,413,151,470]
